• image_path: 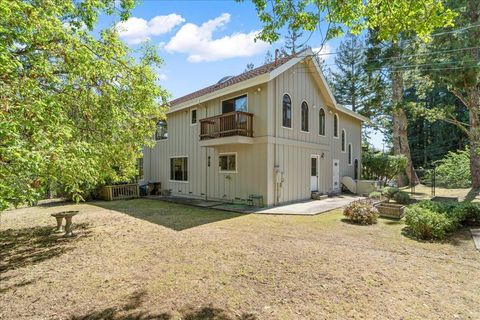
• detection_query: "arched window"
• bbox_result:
[155,120,168,140]
[301,101,309,132]
[341,129,346,152]
[282,94,292,128]
[348,144,352,165]
[333,114,339,137]
[318,108,325,136]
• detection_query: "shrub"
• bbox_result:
[452,203,480,226]
[362,152,407,186]
[343,199,379,225]
[368,191,383,200]
[434,148,471,188]
[405,206,456,240]
[393,191,410,204]
[416,200,456,214]
[382,187,399,200]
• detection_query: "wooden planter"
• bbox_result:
[431,196,459,202]
[374,202,405,219]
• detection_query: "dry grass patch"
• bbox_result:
[1,199,479,319]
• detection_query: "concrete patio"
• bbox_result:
[145,194,363,215]
[255,195,364,215]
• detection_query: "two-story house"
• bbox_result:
[141,49,368,206]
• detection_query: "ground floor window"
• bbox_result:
[170,157,188,181]
[219,153,237,172]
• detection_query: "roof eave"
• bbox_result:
[167,73,270,114]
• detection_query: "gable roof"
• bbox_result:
[168,49,368,122]
[169,54,296,106]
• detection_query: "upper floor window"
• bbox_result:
[301,101,309,132]
[333,114,339,138]
[155,120,168,140]
[282,94,292,128]
[319,108,325,136]
[341,129,346,152]
[222,94,247,113]
[348,144,352,165]
[191,108,197,125]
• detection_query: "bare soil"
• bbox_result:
[1,199,479,319]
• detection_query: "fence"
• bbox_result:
[99,184,139,201]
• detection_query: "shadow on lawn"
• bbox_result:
[0,223,91,274]
[93,199,246,231]
[70,290,256,320]
[400,226,473,246]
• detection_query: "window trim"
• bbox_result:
[333,113,339,139]
[190,108,197,126]
[169,156,189,183]
[348,144,353,166]
[341,129,346,153]
[220,93,249,113]
[218,152,238,173]
[281,92,293,130]
[318,107,326,137]
[300,100,309,133]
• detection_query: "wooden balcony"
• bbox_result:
[200,111,253,141]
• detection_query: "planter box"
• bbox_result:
[431,196,459,202]
[374,202,405,219]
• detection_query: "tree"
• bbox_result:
[362,152,408,186]
[244,62,255,72]
[281,28,307,55]
[411,0,480,188]
[330,33,368,113]
[0,0,168,210]
[245,0,456,43]
[264,50,274,64]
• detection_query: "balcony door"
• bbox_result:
[222,95,247,114]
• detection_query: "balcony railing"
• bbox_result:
[200,111,253,140]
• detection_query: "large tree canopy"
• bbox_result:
[0,0,168,210]
[245,0,456,43]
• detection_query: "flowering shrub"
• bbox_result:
[343,199,379,225]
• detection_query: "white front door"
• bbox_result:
[333,159,340,191]
[310,155,319,192]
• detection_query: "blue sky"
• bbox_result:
[97,0,384,148]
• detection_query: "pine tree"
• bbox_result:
[281,29,306,55]
[330,34,368,113]
[244,62,254,72]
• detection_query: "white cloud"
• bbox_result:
[116,14,185,45]
[164,13,269,63]
[312,44,332,62]
[158,73,168,81]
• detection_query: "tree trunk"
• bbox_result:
[391,42,418,187]
[468,90,480,188]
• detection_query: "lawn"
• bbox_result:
[1,199,479,319]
